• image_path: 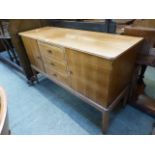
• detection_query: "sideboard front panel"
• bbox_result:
[66,48,112,107]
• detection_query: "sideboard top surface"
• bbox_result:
[19,26,143,60]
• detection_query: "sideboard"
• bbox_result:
[19,27,143,133]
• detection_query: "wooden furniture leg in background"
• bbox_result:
[138,65,147,85]
[27,67,39,85]
[32,68,39,84]
[128,65,141,102]
[129,64,155,116]
[135,65,147,96]
[123,88,129,107]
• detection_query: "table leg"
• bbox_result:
[122,88,129,107]
[128,65,140,102]
[32,69,39,83]
[27,68,39,85]
[102,111,110,134]
[138,65,147,85]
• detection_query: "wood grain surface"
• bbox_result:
[21,37,45,72]
[19,27,143,60]
[20,27,143,108]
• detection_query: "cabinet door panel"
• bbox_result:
[66,49,112,107]
[21,37,44,71]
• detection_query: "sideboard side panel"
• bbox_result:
[21,37,45,72]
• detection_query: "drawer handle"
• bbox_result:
[50,62,55,66]
[53,73,57,77]
[48,50,52,54]
[70,71,73,75]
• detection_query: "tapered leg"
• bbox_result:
[102,111,110,134]
[138,65,147,85]
[32,68,39,83]
[122,89,129,107]
[128,65,140,102]
[27,69,39,85]
[34,70,39,83]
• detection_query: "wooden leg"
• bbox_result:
[128,65,140,102]
[34,70,39,83]
[138,65,147,85]
[32,68,39,83]
[135,64,147,96]
[102,111,110,134]
[122,89,129,107]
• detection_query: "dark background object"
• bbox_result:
[49,19,116,33]
[8,19,50,83]
[0,20,22,73]
[124,21,155,117]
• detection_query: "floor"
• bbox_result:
[0,61,155,135]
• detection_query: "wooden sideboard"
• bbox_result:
[19,27,143,133]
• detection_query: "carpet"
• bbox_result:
[0,61,154,134]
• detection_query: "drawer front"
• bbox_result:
[38,41,66,61]
[43,56,67,74]
[45,64,68,85]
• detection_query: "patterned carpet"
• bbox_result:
[0,61,154,134]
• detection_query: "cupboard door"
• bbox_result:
[21,37,44,71]
[66,49,112,107]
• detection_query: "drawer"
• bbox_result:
[38,41,65,61]
[45,64,68,85]
[43,56,67,74]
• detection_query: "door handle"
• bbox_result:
[53,73,57,77]
[70,71,73,75]
[48,50,52,54]
[36,56,41,59]
[50,62,55,66]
